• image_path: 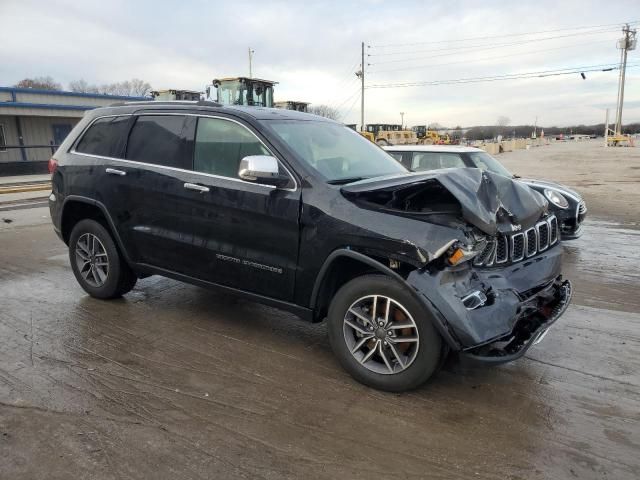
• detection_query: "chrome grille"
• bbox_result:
[474,215,559,267]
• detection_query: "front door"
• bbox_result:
[180,115,301,300]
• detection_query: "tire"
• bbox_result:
[327,274,442,392]
[376,139,389,146]
[68,219,137,299]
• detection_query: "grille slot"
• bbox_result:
[474,215,558,267]
[511,233,525,261]
[525,228,537,257]
[549,216,559,244]
[495,235,508,263]
[537,221,549,251]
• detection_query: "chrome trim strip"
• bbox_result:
[70,112,299,192]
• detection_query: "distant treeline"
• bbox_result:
[463,123,640,140]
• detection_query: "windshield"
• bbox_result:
[468,151,513,178]
[266,121,407,183]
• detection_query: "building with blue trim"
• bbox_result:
[0,86,147,175]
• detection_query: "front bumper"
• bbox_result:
[462,278,571,362]
[407,244,572,362]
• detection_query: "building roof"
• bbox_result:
[0,86,149,117]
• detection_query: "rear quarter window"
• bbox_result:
[74,116,130,158]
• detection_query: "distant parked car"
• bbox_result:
[384,145,586,239]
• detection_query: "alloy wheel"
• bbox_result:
[343,295,420,375]
[75,233,110,287]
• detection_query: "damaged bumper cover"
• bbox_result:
[406,245,572,362]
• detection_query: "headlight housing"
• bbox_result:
[544,188,569,209]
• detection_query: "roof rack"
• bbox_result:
[108,100,223,108]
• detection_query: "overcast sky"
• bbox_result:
[1,0,639,127]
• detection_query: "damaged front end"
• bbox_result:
[341,168,573,361]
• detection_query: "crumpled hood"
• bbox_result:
[341,168,548,235]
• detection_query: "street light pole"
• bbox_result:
[248,47,255,78]
[614,24,637,135]
[400,112,405,129]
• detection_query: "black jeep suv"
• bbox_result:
[49,101,572,392]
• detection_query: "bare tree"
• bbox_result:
[128,78,152,97]
[497,116,510,127]
[68,78,152,97]
[15,76,62,90]
[69,79,100,93]
[308,104,340,120]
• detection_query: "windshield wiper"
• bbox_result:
[327,177,368,185]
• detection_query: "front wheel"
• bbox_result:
[376,139,389,146]
[327,275,442,392]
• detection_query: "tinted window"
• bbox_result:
[411,152,465,171]
[75,116,130,157]
[126,115,190,169]
[194,117,270,178]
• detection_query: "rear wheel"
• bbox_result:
[327,275,442,392]
[69,219,137,299]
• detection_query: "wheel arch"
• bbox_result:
[310,249,461,349]
[60,196,132,264]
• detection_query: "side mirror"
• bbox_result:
[238,155,290,187]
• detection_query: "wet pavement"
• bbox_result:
[1,207,639,479]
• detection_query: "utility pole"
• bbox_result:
[248,47,255,78]
[357,42,365,132]
[614,24,637,134]
[400,112,405,128]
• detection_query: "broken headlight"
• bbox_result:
[447,235,488,266]
[544,188,569,209]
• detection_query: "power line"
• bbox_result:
[367,39,612,74]
[340,93,361,122]
[367,29,619,64]
[368,20,639,48]
[366,63,635,89]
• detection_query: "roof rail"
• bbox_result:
[108,100,223,108]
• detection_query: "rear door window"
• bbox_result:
[126,115,192,169]
[193,117,270,178]
[75,116,130,158]
[410,152,465,171]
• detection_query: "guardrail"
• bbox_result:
[1,144,61,155]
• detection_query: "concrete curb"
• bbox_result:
[0,184,51,194]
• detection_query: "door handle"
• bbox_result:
[184,182,210,193]
[106,168,126,176]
